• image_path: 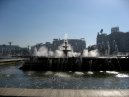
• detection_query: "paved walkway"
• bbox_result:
[0,88,129,97]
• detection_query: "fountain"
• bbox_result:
[62,39,72,57]
[20,37,129,71]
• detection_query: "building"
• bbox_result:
[111,27,119,33]
[31,38,86,54]
[52,38,86,52]
[97,32,108,55]
[0,44,29,57]
[97,27,129,55]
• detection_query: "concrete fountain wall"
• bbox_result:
[20,56,129,71]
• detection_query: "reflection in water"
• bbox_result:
[116,74,129,78]
[27,71,35,76]
[87,71,94,75]
[74,72,84,75]
[106,71,119,74]
[0,63,129,89]
[44,71,53,75]
[54,72,71,78]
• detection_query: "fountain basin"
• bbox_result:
[20,56,129,71]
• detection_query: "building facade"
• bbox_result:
[97,27,129,55]
[31,38,86,54]
[52,38,86,52]
[0,44,29,57]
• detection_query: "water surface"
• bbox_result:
[0,63,129,89]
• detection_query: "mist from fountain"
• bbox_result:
[54,50,64,58]
[33,32,100,58]
[113,40,119,55]
[87,60,94,75]
[82,49,99,57]
[33,45,99,58]
[107,41,110,56]
[33,46,48,57]
[48,49,54,57]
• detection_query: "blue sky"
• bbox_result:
[0,0,129,47]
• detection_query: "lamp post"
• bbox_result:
[28,45,30,56]
[8,42,12,56]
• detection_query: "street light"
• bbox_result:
[8,42,12,56]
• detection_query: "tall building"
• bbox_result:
[97,27,129,55]
[97,32,108,55]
